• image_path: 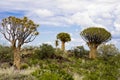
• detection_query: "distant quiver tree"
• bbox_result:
[57,32,71,51]
[55,39,59,48]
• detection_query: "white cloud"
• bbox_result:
[0,0,119,28]
[0,0,120,49]
[109,39,120,49]
[57,0,83,11]
[71,37,86,46]
[114,22,120,31]
[33,9,54,17]
[43,41,52,45]
[39,21,61,26]
[70,12,97,27]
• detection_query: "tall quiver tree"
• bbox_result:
[80,27,111,59]
[0,16,39,69]
[57,32,71,51]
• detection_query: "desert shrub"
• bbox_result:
[23,44,55,66]
[32,64,73,80]
[0,74,36,80]
[108,54,120,69]
[0,62,11,69]
[80,58,120,80]
[20,63,29,69]
[32,71,62,80]
[34,44,55,59]
[69,46,89,58]
[97,44,119,59]
[68,54,120,80]
[28,58,40,66]
[55,48,65,55]
[21,51,40,66]
[0,45,13,63]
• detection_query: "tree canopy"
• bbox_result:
[57,32,71,42]
[80,27,111,44]
[0,16,39,48]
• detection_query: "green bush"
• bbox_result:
[55,48,65,55]
[97,44,119,58]
[0,45,13,63]
[32,70,62,80]
[34,44,55,59]
[80,59,120,80]
[20,63,29,69]
[69,46,89,58]
[28,58,40,66]
[32,64,73,80]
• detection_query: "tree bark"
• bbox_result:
[88,43,98,59]
[13,48,20,70]
[89,47,97,59]
[61,41,65,51]
[12,43,21,70]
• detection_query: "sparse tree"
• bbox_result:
[98,44,119,57]
[0,16,39,69]
[55,39,59,48]
[71,46,89,58]
[80,27,111,59]
[57,32,71,51]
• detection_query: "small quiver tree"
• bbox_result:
[80,27,111,59]
[55,39,59,48]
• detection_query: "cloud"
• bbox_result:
[43,41,53,45]
[70,12,103,27]
[0,0,120,49]
[114,22,120,31]
[70,37,87,48]
[30,9,54,17]
[0,0,120,28]
[109,38,120,49]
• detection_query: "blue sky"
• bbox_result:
[0,0,120,50]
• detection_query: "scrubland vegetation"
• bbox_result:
[0,43,120,80]
[0,16,120,80]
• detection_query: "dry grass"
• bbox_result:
[0,66,38,75]
[73,73,83,80]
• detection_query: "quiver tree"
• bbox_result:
[55,39,59,48]
[57,32,71,51]
[80,27,111,59]
[0,16,39,69]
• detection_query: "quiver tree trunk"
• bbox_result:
[88,43,99,59]
[13,48,21,70]
[61,41,65,51]
[12,42,21,70]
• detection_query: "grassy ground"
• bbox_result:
[0,44,119,80]
[0,55,119,80]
